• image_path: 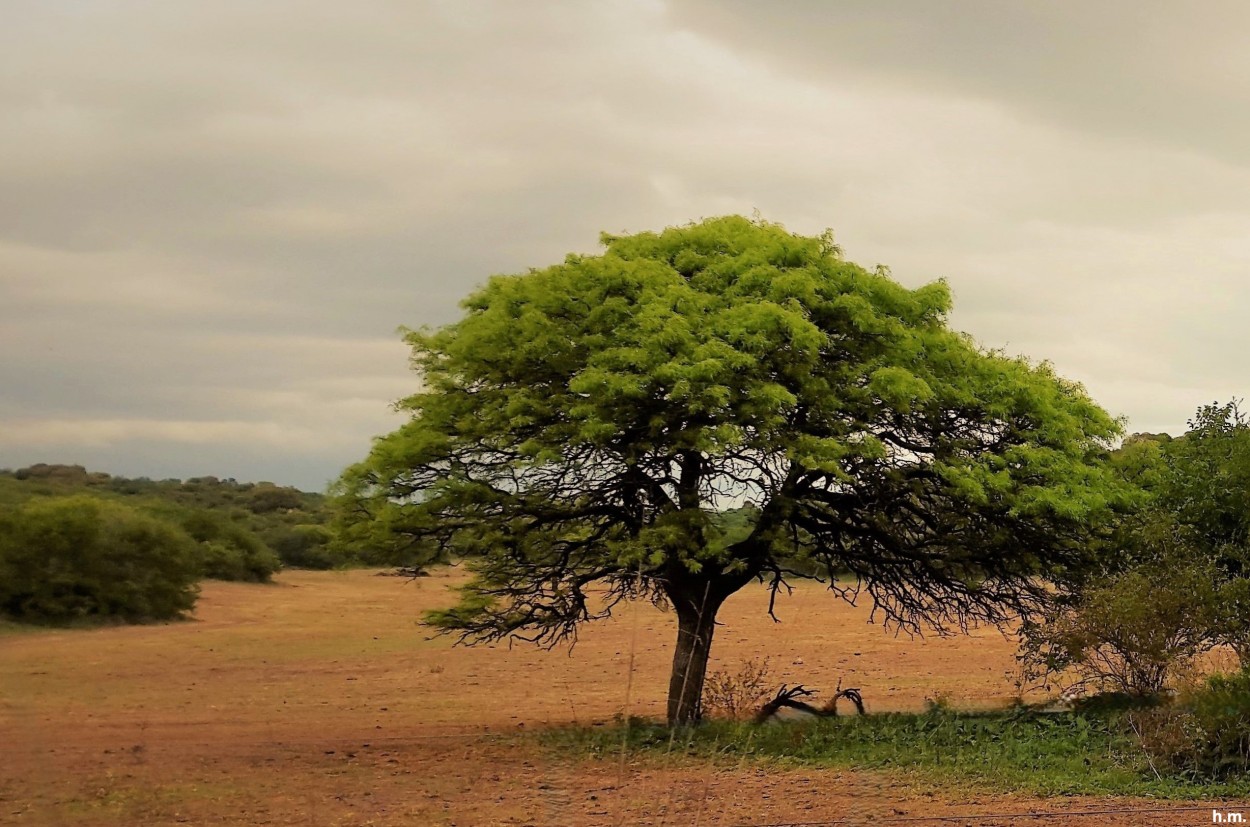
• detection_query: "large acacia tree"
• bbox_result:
[339,216,1126,724]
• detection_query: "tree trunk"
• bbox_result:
[666,587,722,726]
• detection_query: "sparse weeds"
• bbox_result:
[701,656,772,720]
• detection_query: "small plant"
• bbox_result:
[701,656,773,721]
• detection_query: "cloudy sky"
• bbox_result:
[3,1,1249,490]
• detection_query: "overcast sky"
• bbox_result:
[3,1,1249,490]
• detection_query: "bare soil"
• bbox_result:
[0,568,1230,825]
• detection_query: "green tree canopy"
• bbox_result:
[339,216,1127,724]
[1159,402,1250,567]
[1143,401,1250,658]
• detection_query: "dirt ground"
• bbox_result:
[0,568,1238,825]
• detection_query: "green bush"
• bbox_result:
[1019,524,1219,696]
[1131,670,1250,779]
[178,510,281,582]
[246,483,306,514]
[265,524,337,569]
[1212,577,1250,665]
[0,496,200,623]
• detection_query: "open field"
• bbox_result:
[0,568,1238,825]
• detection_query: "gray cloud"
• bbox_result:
[2,1,1248,487]
[664,1,1250,168]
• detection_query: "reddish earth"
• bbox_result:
[0,568,1232,825]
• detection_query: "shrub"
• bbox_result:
[1020,532,1219,696]
[246,483,306,514]
[1211,577,1250,666]
[179,510,281,582]
[0,496,200,623]
[1130,670,1250,779]
[265,524,337,569]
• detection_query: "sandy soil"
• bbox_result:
[0,568,1237,825]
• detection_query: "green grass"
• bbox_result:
[541,705,1250,799]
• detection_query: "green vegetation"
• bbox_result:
[13,212,1250,793]
[267,523,338,570]
[546,704,1250,798]
[0,463,392,626]
[339,214,1129,725]
[1130,670,1250,778]
[0,495,200,623]
[0,463,352,574]
[1022,401,1250,695]
[1019,543,1218,695]
[176,509,281,582]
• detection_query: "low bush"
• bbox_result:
[265,524,337,569]
[1019,538,1218,696]
[1130,670,1250,779]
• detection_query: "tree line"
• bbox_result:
[0,464,392,624]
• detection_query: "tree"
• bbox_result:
[1159,402,1250,568]
[338,216,1126,724]
[1152,401,1250,660]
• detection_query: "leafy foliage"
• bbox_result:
[1157,401,1250,660]
[177,510,281,582]
[340,215,1127,723]
[1020,538,1218,695]
[1159,402,1250,557]
[267,524,338,569]
[0,496,200,623]
[1021,400,1250,692]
